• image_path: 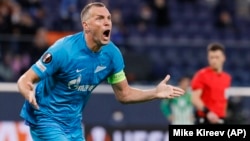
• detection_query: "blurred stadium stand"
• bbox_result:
[0,0,250,86]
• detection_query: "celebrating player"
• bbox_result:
[191,42,232,124]
[17,2,184,141]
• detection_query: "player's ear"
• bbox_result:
[221,51,226,60]
[82,21,87,29]
[223,54,226,62]
[83,22,90,33]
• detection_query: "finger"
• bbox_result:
[27,82,34,90]
[174,90,185,95]
[28,96,33,103]
[173,91,185,96]
[31,97,39,110]
[170,94,178,98]
[173,87,185,93]
[161,74,170,84]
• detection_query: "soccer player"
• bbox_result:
[160,76,194,125]
[17,2,185,141]
[191,42,232,124]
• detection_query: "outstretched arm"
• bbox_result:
[17,68,40,109]
[111,75,185,104]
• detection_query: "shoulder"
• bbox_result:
[103,41,120,51]
[222,71,232,80]
[194,67,209,77]
[51,32,83,52]
[63,32,83,41]
[61,32,83,47]
[102,41,122,55]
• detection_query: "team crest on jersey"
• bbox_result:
[42,53,52,64]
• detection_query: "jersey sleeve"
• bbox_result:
[107,42,126,84]
[31,38,67,80]
[111,42,125,74]
[191,71,205,90]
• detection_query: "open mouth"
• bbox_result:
[103,30,110,38]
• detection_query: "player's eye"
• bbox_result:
[96,16,104,20]
[107,16,111,20]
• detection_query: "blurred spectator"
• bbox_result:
[57,0,80,31]
[17,11,38,35]
[15,0,45,28]
[160,76,194,125]
[134,4,153,36]
[150,0,171,28]
[212,0,237,30]
[13,52,31,78]
[236,0,250,21]
[12,11,38,53]
[32,5,46,27]
[0,0,13,34]
[110,8,126,47]
[30,27,49,64]
[0,51,15,81]
[214,10,237,30]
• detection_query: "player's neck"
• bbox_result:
[85,34,101,52]
[211,67,223,73]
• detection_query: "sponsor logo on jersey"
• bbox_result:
[68,75,96,92]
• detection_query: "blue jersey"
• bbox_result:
[20,32,125,128]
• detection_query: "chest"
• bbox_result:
[58,53,112,87]
[204,73,230,90]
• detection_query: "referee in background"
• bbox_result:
[191,42,232,124]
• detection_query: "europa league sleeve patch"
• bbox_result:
[42,53,52,64]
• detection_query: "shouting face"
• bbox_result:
[83,6,112,46]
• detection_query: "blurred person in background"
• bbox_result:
[29,27,49,64]
[17,2,184,141]
[214,10,237,31]
[110,8,127,49]
[150,0,171,29]
[161,76,194,125]
[212,0,238,31]
[0,0,13,34]
[191,42,232,124]
[0,51,16,81]
[58,0,79,31]
[135,3,154,36]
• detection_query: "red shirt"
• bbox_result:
[191,67,232,118]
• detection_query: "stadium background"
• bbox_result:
[0,0,250,140]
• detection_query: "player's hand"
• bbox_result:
[156,75,185,99]
[26,82,39,110]
[207,111,220,124]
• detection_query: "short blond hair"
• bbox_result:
[80,2,106,22]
